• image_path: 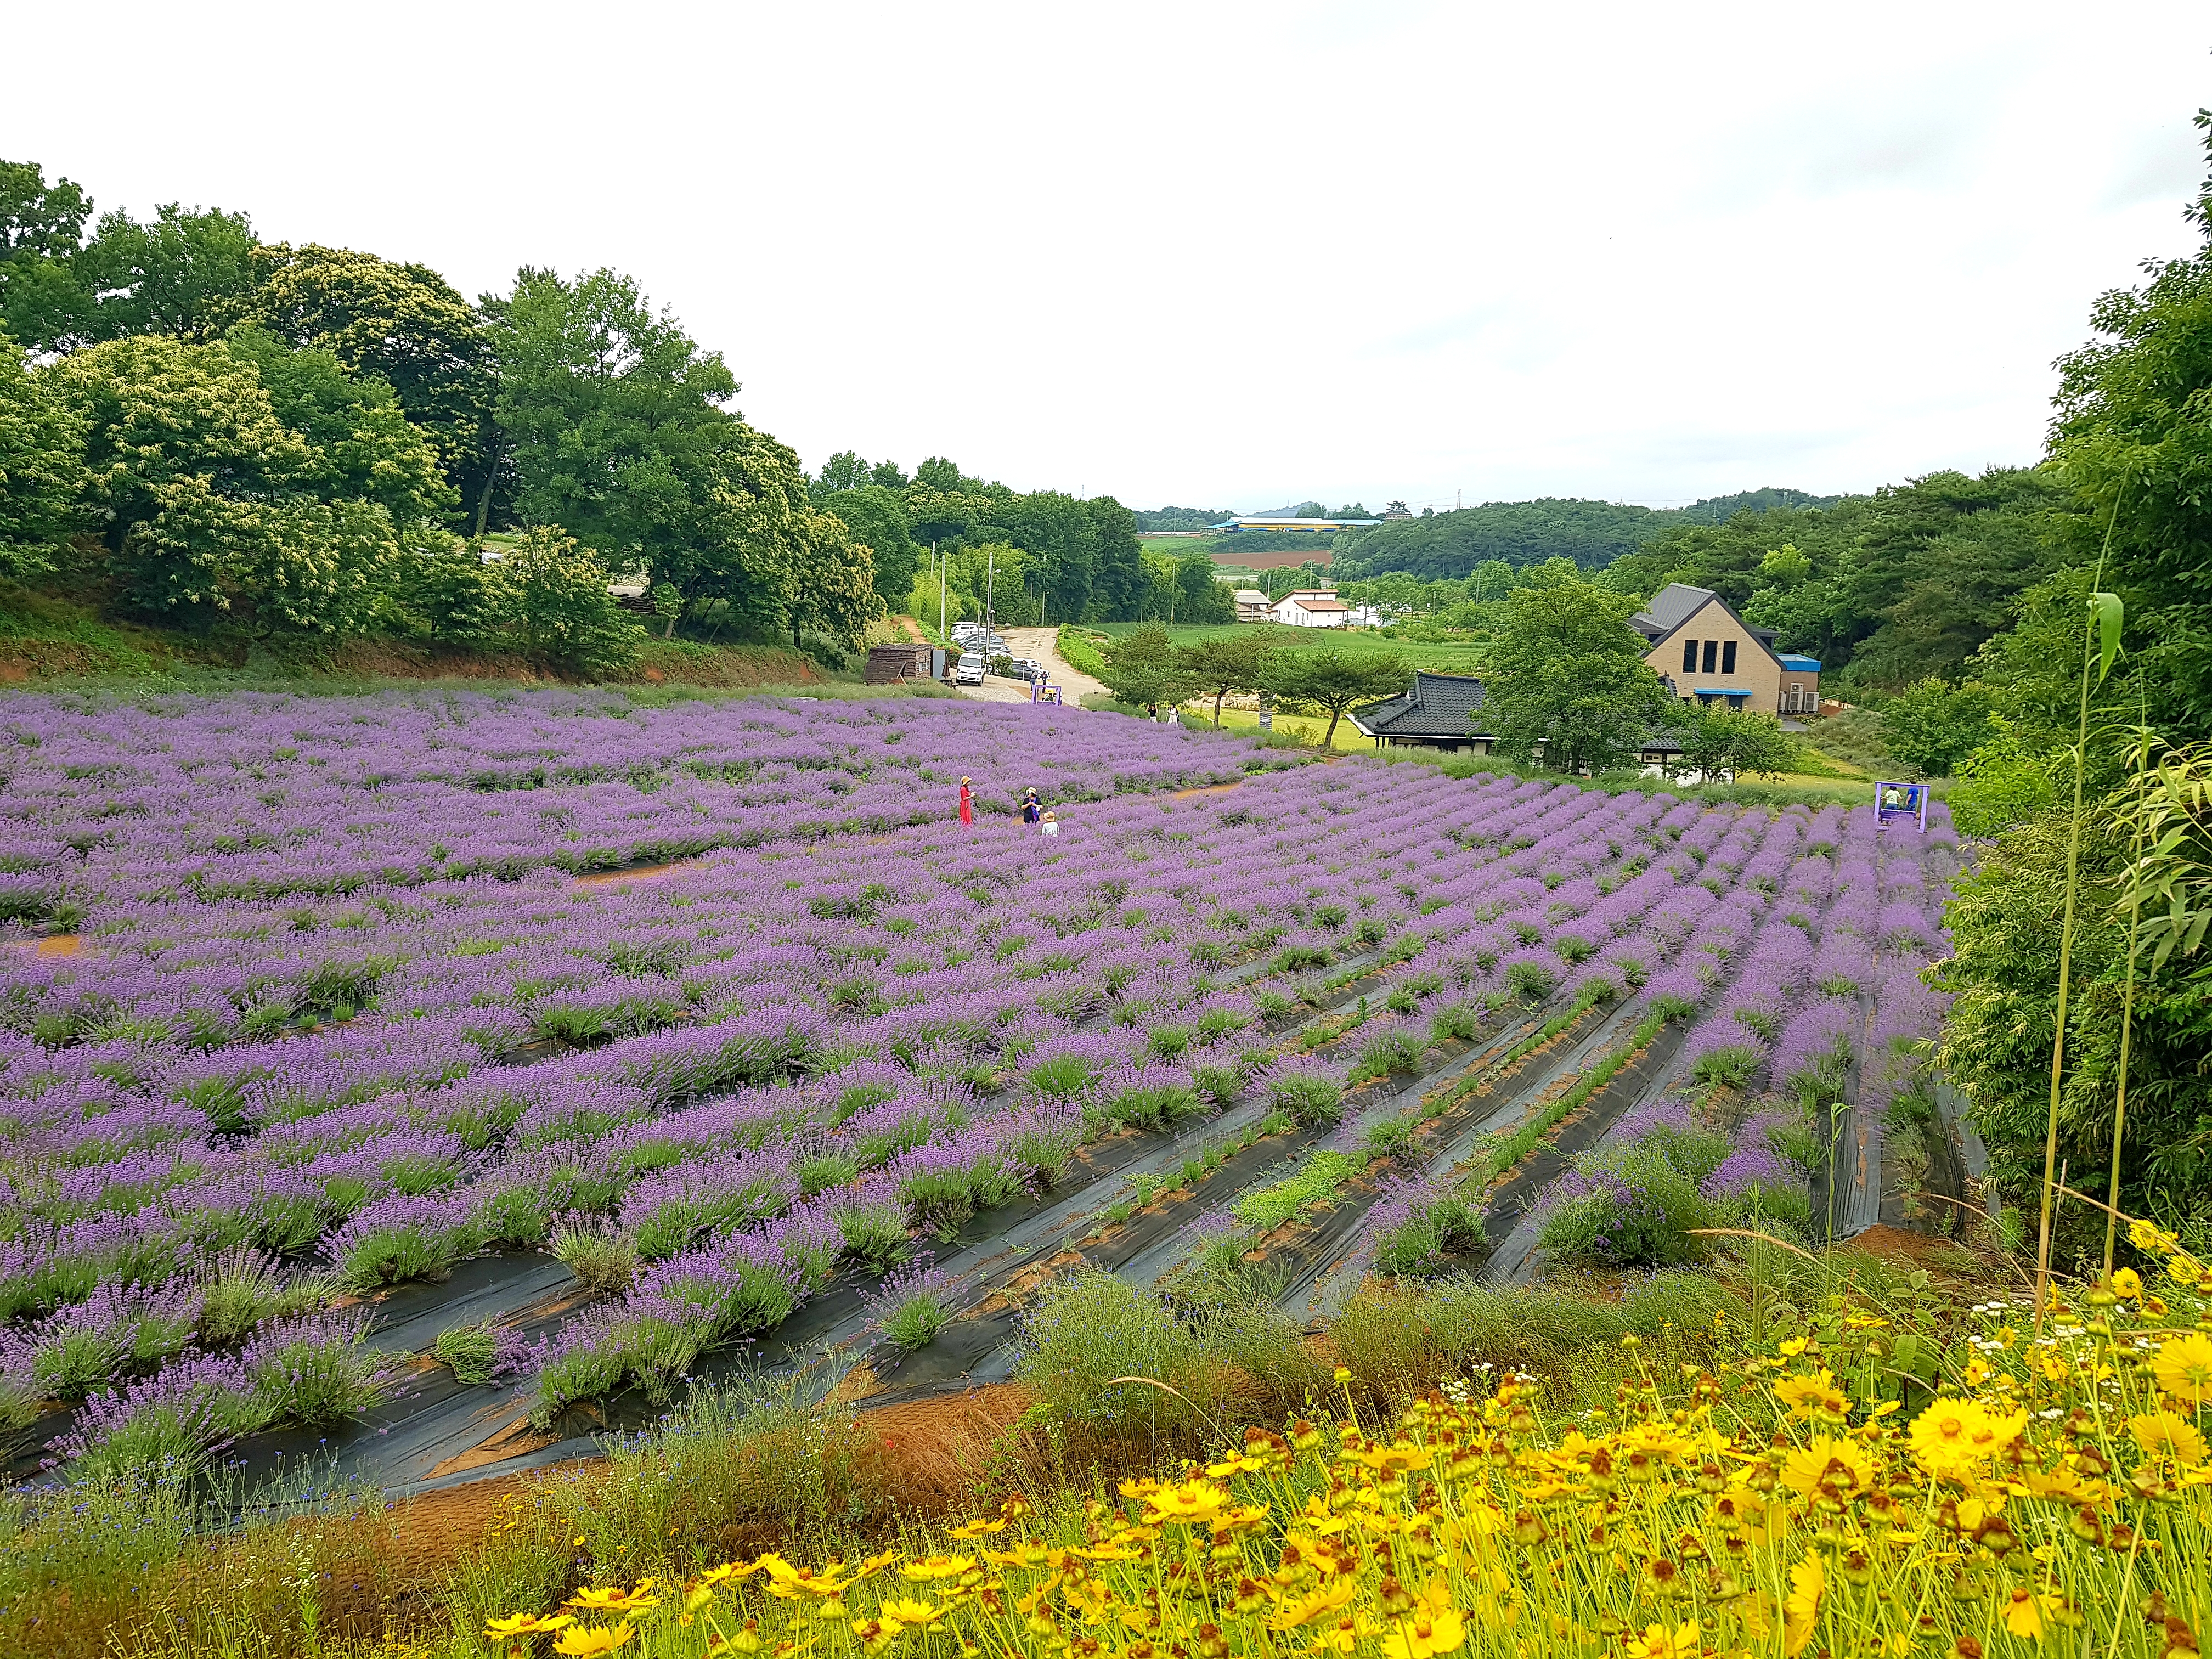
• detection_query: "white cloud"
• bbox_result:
[5,0,2204,510]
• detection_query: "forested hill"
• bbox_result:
[1335,488,1838,580]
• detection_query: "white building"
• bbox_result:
[1232,589,1271,623]
[1271,589,1351,628]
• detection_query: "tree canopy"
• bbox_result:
[1483,577,1675,774]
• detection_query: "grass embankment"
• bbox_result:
[1080,620,1487,678]
[0,586,924,699]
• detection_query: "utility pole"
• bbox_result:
[985,545,995,633]
[935,542,945,640]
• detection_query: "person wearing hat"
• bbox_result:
[958,776,973,827]
[1040,809,1059,838]
[1020,787,1042,829]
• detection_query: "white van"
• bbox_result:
[955,652,987,686]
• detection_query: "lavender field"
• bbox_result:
[0,690,1962,1492]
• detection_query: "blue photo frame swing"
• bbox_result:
[1874,780,1927,831]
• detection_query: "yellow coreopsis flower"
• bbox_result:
[553,1624,636,1658]
[2130,1219,2178,1254]
[1381,1582,1466,1659]
[901,1555,976,1582]
[2151,1333,2212,1408]
[1269,1579,1361,1629]
[566,1583,660,1614]
[1773,1369,1848,1421]
[1784,1553,1824,1657]
[2130,1410,2210,1469]
[878,1597,945,1629]
[1783,1435,1876,1502]
[947,1517,1007,1539]
[1359,1441,1436,1476]
[1909,1400,2024,1475]
[1621,1621,1701,1659]
[486,1613,576,1636]
[1147,1477,1230,1526]
[2110,1267,2143,1300]
[2001,1587,2067,1642]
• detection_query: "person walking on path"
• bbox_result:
[1021,788,1042,829]
[958,776,973,827]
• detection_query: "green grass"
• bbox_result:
[1233,1149,1360,1231]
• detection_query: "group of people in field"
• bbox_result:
[956,778,1058,836]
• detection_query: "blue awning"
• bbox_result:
[1777,654,1822,672]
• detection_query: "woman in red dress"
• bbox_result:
[958,776,973,826]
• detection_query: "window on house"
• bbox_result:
[1722,640,1737,675]
[1681,639,1697,673]
[1701,640,1718,675]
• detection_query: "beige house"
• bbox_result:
[1628,583,1821,716]
[1232,589,1271,623]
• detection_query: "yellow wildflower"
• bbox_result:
[947,1517,1007,1538]
[2152,1333,2212,1408]
[2111,1267,2143,1300]
[1147,1478,1229,1526]
[1359,1441,1435,1476]
[1270,1579,1360,1629]
[1773,1369,1848,1420]
[1784,1553,1824,1657]
[1909,1400,2024,1475]
[2130,1410,2210,1468]
[1783,1436,1876,1503]
[566,1583,660,1615]
[2002,1588,2065,1641]
[1621,1621,1701,1659]
[878,1598,945,1629]
[1381,1582,1466,1659]
[900,1554,976,1582]
[486,1613,575,1637]
[554,1626,636,1658]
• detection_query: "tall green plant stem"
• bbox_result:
[2103,724,2152,1282]
[2034,500,2124,1334]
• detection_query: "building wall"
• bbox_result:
[1272,601,1347,628]
[1644,597,1808,714]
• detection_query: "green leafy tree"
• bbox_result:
[2046,110,2212,743]
[500,525,642,674]
[1485,578,1675,774]
[1,160,94,348]
[821,484,919,612]
[1178,634,1276,727]
[53,334,433,639]
[1671,707,1797,782]
[1880,679,1999,778]
[73,203,258,342]
[1263,648,1409,748]
[223,244,498,522]
[1098,622,1201,710]
[1934,800,2212,1228]
[0,334,84,579]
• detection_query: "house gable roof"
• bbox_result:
[1351,671,1492,740]
[1631,583,1785,664]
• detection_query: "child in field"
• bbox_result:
[959,776,973,826]
[1040,810,1059,838]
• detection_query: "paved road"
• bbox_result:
[998,625,1110,703]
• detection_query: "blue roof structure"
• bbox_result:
[1778,654,1822,672]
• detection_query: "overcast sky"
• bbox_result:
[7,1,2207,512]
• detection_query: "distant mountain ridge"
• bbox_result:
[1328,488,1839,580]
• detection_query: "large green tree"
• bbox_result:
[222,244,498,523]
[1178,634,1276,728]
[2046,109,2212,744]
[820,483,919,612]
[1097,622,1201,710]
[1,160,94,348]
[1263,647,1409,748]
[0,334,84,580]
[1484,577,1675,774]
[52,333,441,639]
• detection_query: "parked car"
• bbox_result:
[1009,658,1045,680]
[955,652,987,686]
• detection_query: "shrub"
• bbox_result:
[864,1260,960,1353]
[1352,1027,1423,1082]
[1428,1002,1481,1042]
[551,1219,640,1294]
[1265,1057,1345,1125]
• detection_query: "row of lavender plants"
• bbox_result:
[0,691,1812,1474]
[1522,799,1965,1268]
